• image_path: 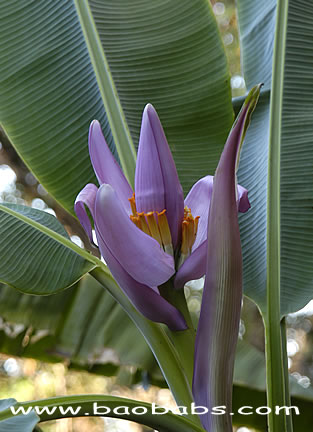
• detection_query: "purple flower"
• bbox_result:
[75,104,250,331]
[192,85,261,431]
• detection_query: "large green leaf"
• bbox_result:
[0,0,233,214]
[0,204,97,294]
[237,1,313,429]
[237,0,313,316]
[237,0,276,91]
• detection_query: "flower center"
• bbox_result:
[128,193,174,255]
[129,194,200,266]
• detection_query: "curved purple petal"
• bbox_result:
[74,183,98,243]
[192,85,260,431]
[135,104,184,248]
[185,176,251,252]
[95,184,175,287]
[89,120,133,213]
[95,228,187,331]
[174,241,207,290]
[185,175,214,251]
[174,180,250,291]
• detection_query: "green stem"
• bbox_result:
[0,395,205,432]
[90,267,201,427]
[264,317,285,431]
[266,0,289,430]
[281,317,293,432]
[159,281,196,387]
[74,0,136,186]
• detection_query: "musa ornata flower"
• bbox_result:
[75,104,250,331]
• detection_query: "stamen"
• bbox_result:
[146,212,162,246]
[157,209,173,256]
[194,216,200,243]
[130,215,141,230]
[127,194,174,255]
[157,210,172,246]
[181,221,189,256]
[128,193,137,216]
[137,212,151,236]
[186,216,195,253]
[178,207,200,268]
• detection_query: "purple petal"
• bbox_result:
[185,176,251,252]
[89,120,133,213]
[185,175,214,251]
[174,241,207,290]
[95,184,175,287]
[174,180,250,291]
[95,228,187,330]
[74,183,98,243]
[192,86,260,431]
[135,104,184,248]
[135,107,165,213]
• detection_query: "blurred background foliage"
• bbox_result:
[0,1,313,431]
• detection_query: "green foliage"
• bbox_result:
[0,275,159,378]
[237,0,313,316]
[237,1,313,429]
[1,0,313,430]
[0,204,96,294]
[0,0,233,215]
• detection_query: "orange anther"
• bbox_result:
[178,207,200,268]
[128,193,137,216]
[194,216,200,242]
[157,209,172,247]
[130,215,141,230]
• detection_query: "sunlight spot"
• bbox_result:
[71,235,84,248]
[213,2,225,15]
[0,165,16,193]
[31,198,46,210]
[287,339,299,357]
[231,75,246,89]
